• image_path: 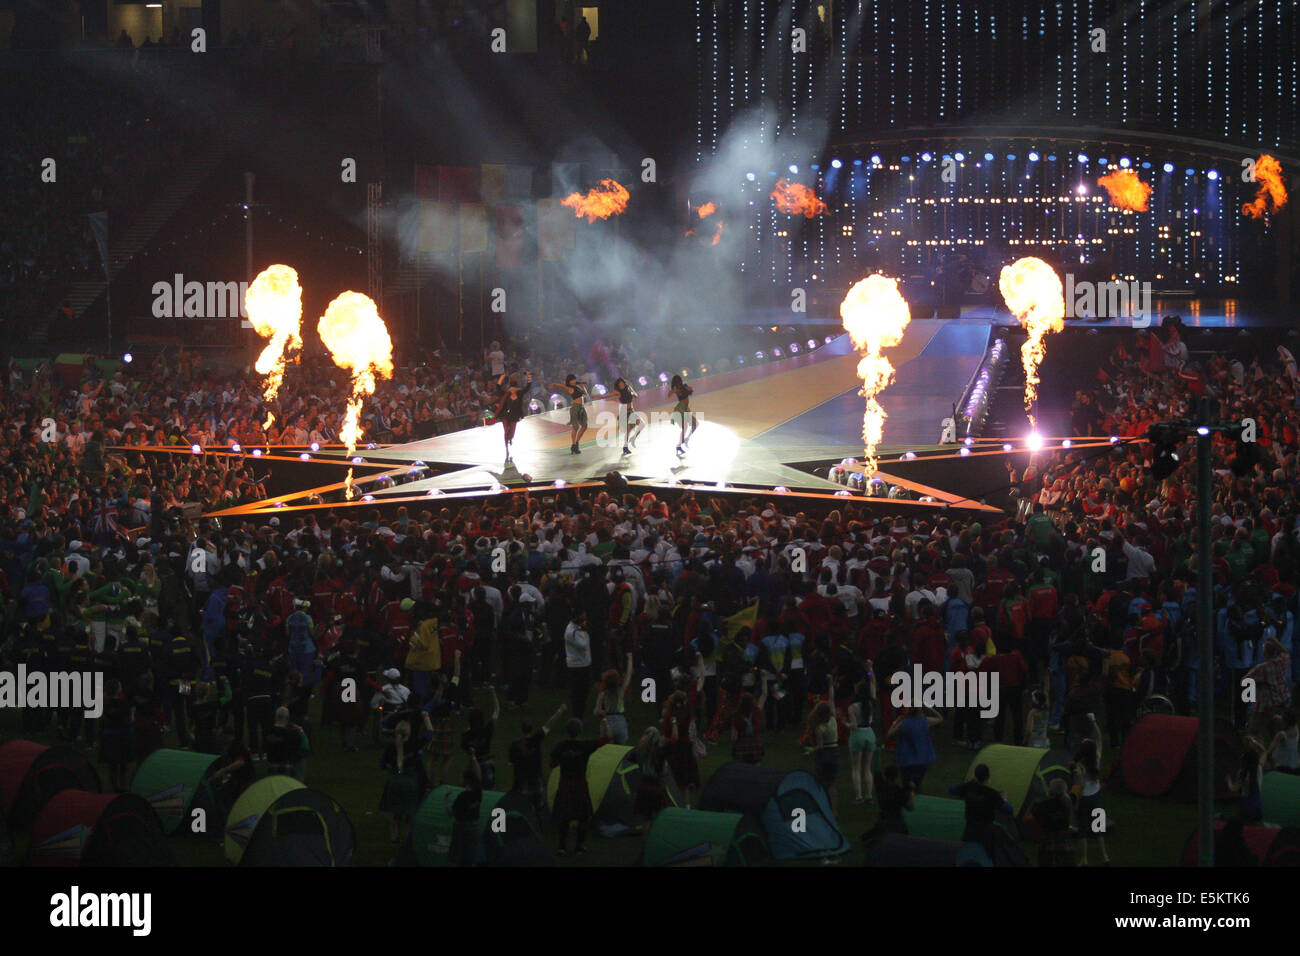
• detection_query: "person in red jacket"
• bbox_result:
[988,645,1028,744]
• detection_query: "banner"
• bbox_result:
[417,201,456,253]
[480,164,507,203]
[459,203,489,254]
[495,204,526,269]
[537,198,574,261]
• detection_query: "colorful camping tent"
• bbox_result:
[413,786,552,866]
[1261,771,1300,828]
[545,744,681,828]
[225,776,355,866]
[861,833,992,867]
[640,808,768,867]
[0,739,101,828]
[1113,715,1240,800]
[130,749,223,836]
[29,790,171,866]
[966,745,1071,838]
[699,762,849,860]
[1181,821,1300,866]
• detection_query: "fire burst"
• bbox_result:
[1097,169,1151,212]
[696,201,717,219]
[1243,154,1288,219]
[245,265,304,429]
[317,292,394,498]
[999,257,1065,427]
[561,179,630,222]
[771,179,828,217]
[840,275,912,477]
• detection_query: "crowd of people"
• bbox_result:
[1,319,1298,867]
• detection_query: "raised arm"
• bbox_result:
[542,704,566,735]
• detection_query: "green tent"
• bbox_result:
[902,795,967,842]
[545,744,681,828]
[412,785,552,866]
[641,808,768,866]
[224,775,304,864]
[1263,772,1300,828]
[967,745,1072,837]
[130,749,222,836]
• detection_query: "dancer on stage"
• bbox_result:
[612,377,643,456]
[548,374,589,454]
[669,374,698,456]
[485,372,530,462]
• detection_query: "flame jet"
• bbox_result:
[245,265,304,429]
[999,257,1065,428]
[840,275,912,477]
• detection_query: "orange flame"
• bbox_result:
[840,275,912,477]
[1097,169,1151,212]
[317,292,394,498]
[245,265,304,428]
[999,257,1065,427]
[697,202,717,218]
[771,179,828,217]
[711,223,723,246]
[561,179,630,222]
[1243,154,1288,219]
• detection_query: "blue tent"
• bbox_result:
[700,762,849,860]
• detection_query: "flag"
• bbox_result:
[91,497,120,536]
[725,599,759,642]
[537,198,574,261]
[504,165,534,200]
[418,201,456,253]
[87,212,110,280]
[437,166,480,203]
[480,164,507,202]
[495,204,526,269]
[460,203,489,254]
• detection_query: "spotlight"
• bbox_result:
[1163,162,1175,173]
[310,442,320,452]
[901,155,911,162]
[807,339,817,349]
[299,452,311,461]
[903,451,917,460]
[1077,153,1088,163]
[954,152,965,162]
[921,152,933,162]
[1109,435,1120,444]
[1062,439,1072,448]
[789,342,799,353]
[190,444,202,454]
[983,152,994,161]
[788,164,799,174]
[774,486,789,494]
[427,488,444,497]
[1098,157,1108,166]
[528,399,542,413]
[870,155,882,165]
[772,347,783,357]
[964,437,974,446]
[1027,152,1039,162]
[715,482,728,490]
[366,442,376,450]
[230,442,242,453]
[1185,168,1195,176]
[755,351,765,360]
[824,336,833,344]
[592,384,607,396]
[1076,184,1087,195]
[834,489,851,497]
[351,456,363,465]
[1196,426,1210,437]
[1119,157,1131,168]
[1002,443,1013,452]
[959,447,971,457]
[1207,169,1219,181]
[363,494,375,502]
[411,460,427,471]
[252,448,263,458]
[745,172,756,181]
[658,372,669,383]
[830,159,842,169]
[1026,433,1044,452]
[637,376,648,387]
[273,500,285,508]
[122,352,133,363]
[1047,154,1058,162]
[554,479,566,489]
[1006,153,1016,161]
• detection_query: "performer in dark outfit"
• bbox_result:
[613,377,643,455]
[669,375,698,456]
[548,374,589,454]
[485,373,530,461]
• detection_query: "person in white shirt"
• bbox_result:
[1119,532,1156,581]
[564,616,593,716]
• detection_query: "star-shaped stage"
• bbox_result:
[123,320,1126,521]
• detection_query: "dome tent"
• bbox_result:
[640,808,768,867]
[1111,714,1240,800]
[29,790,171,866]
[0,739,101,829]
[225,775,355,866]
[699,762,849,860]
[412,785,552,866]
[966,745,1071,839]
[130,749,224,836]
[545,743,681,830]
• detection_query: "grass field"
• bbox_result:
[0,682,1230,867]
